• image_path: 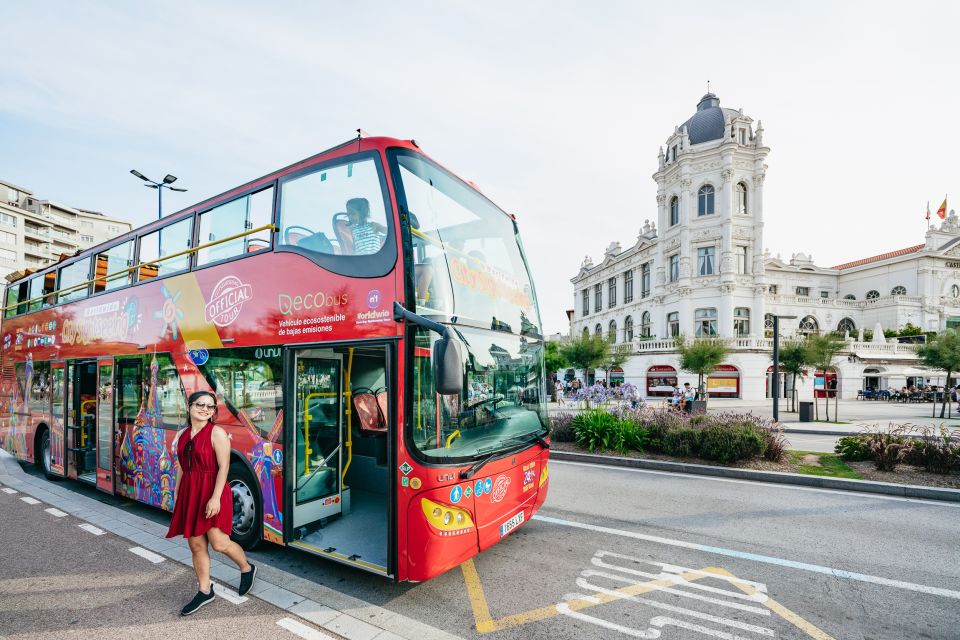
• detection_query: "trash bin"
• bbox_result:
[798,401,813,422]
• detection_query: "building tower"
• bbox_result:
[652,93,770,338]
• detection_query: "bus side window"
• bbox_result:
[4,284,19,318]
[137,216,192,282]
[57,257,91,304]
[198,187,273,266]
[42,271,56,307]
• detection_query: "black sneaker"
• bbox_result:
[238,563,257,596]
[180,589,215,616]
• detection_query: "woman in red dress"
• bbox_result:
[166,391,257,616]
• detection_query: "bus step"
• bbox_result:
[324,547,335,553]
[348,554,360,561]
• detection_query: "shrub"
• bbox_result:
[699,424,767,463]
[763,427,787,462]
[549,413,576,443]
[615,419,649,453]
[663,427,703,457]
[835,435,872,461]
[863,426,910,471]
[905,426,960,474]
[573,408,618,452]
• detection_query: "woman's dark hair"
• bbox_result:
[187,390,218,424]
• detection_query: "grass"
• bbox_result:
[789,451,861,479]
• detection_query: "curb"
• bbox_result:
[550,449,960,503]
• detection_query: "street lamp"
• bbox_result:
[130,170,188,219]
[771,314,797,422]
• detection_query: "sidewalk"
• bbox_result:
[0,449,461,640]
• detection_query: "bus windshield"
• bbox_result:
[410,326,547,463]
[390,150,541,338]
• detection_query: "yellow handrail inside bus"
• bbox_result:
[302,392,323,474]
[445,430,461,449]
[4,224,277,313]
[79,399,96,447]
[341,347,354,487]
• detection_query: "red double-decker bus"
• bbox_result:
[0,135,549,581]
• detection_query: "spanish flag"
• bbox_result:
[937,197,948,220]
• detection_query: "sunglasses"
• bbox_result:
[192,403,217,410]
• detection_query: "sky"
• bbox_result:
[2,1,959,335]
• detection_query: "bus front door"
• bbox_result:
[66,360,98,485]
[291,349,344,531]
[95,358,114,493]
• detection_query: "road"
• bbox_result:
[4,459,960,640]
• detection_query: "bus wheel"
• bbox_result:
[228,462,261,550]
[35,428,58,481]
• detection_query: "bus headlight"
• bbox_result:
[421,497,475,536]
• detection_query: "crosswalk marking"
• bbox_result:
[128,546,165,564]
[79,523,105,535]
[20,496,40,504]
[45,508,68,517]
[276,617,335,639]
[212,582,248,604]
[1,487,17,494]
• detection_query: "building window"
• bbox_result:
[0,230,15,245]
[736,182,748,214]
[669,254,680,282]
[798,315,819,335]
[671,145,677,162]
[623,269,634,303]
[694,308,718,337]
[107,225,121,233]
[736,246,748,274]
[670,197,679,226]
[80,234,94,243]
[891,286,907,296]
[608,320,617,343]
[734,307,750,337]
[667,311,679,337]
[764,313,774,338]
[697,246,715,276]
[582,289,589,315]
[796,286,810,297]
[843,294,856,300]
[81,220,94,228]
[594,323,602,337]
[697,185,715,216]
[837,318,856,335]
[866,290,880,300]
[608,277,617,308]
[820,291,829,298]
[0,212,15,227]
[768,284,778,294]
[641,263,651,298]
[640,311,651,338]
[582,327,590,338]
[624,315,634,342]
[739,129,747,145]
[594,283,602,312]
[953,284,960,298]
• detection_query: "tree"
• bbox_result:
[599,342,630,383]
[675,337,729,400]
[804,333,844,422]
[916,329,960,418]
[543,341,568,401]
[775,339,808,412]
[558,334,609,382]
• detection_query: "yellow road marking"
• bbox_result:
[462,559,836,638]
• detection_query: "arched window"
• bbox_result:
[843,294,856,300]
[695,308,718,337]
[594,323,602,337]
[640,311,651,338]
[837,318,856,335]
[736,182,748,215]
[798,315,819,335]
[764,313,775,338]
[866,290,880,299]
[669,196,679,226]
[891,286,907,296]
[734,307,750,337]
[608,320,617,343]
[953,284,960,298]
[624,315,634,342]
[582,327,590,338]
[698,185,715,216]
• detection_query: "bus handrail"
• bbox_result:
[4,223,277,313]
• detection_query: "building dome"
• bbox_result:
[680,93,741,145]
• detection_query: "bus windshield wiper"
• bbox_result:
[459,431,548,480]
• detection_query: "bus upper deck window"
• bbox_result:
[198,188,273,266]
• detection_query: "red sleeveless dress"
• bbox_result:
[165,423,233,539]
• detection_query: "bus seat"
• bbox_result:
[353,387,386,436]
[332,213,354,255]
[376,390,388,427]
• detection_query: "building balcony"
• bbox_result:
[23,226,51,240]
[766,294,923,308]
[629,336,919,359]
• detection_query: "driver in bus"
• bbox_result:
[345,198,386,255]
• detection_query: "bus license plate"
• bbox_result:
[499,511,525,537]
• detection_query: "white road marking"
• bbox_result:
[536,514,960,600]
[44,508,67,518]
[556,601,660,638]
[20,496,40,504]
[79,523,105,535]
[650,615,757,640]
[128,547,165,564]
[550,459,960,508]
[1,487,17,494]
[212,582,248,604]
[276,617,336,639]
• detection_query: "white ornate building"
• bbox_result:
[569,93,960,400]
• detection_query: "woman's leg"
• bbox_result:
[187,534,212,593]
[207,527,251,572]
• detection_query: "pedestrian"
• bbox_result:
[555,379,565,407]
[670,385,682,410]
[953,385,960,413]
[682,382,696,413]
[166,391,257,616]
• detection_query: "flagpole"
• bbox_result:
[927,200,931,229]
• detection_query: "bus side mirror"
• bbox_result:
[433,334,463,395]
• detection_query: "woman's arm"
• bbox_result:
[206,426,231,519]
[171,429,184,502]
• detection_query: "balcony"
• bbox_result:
[23,225,51,240]
[630,336,919,358]
[766,294,923,309]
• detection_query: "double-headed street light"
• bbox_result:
[771,314,798,422]
[130,170,188,219]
